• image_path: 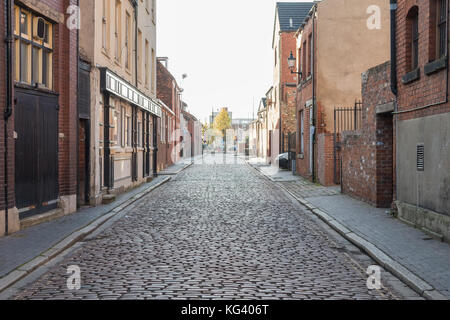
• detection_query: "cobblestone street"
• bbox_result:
[10,155,411,300]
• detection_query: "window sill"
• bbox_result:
[401,68,420,85]
[14,82,57,95]
[424,56,447,75]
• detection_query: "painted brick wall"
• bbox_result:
[341,61,395,208]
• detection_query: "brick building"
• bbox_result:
[294,0,390,186]
[157,57,182,167]
[392,0,450,240]
[268,2,314,165]
[1,0,79,236]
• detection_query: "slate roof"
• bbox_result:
[277,2,315,31]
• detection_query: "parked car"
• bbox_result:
[275,153,289,169]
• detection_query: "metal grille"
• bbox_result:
[417,144,424,171]
[333,101,362,184]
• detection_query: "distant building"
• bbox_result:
[269,2,314,164]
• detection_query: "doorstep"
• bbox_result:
[20,208,65,230]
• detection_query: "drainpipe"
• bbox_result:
[4,0,14,234]
[134,1,138,87]
[311,5,317,182]
[390,0,398,96]
[389,0,398,205]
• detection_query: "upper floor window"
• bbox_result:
[102,0,110,52]
[302,40,307,80]
[152,0,156,21]
[274,47,277,66]
[115,0,121,62]
[125,12,131,70]
[308,34,312,76]
[437,0,447,59]
[14,5,53,89]
[406,6,419,71]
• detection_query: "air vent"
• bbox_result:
[417,144,424,171]
[33,17,45,40]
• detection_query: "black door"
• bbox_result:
[15,90,59,218]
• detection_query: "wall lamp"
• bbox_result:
[288,51,302,75]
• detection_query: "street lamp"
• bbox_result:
[288,51,302,75]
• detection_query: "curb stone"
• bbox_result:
[0,176,171,294]
[245,160,448,300]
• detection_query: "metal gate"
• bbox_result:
[333,101,362,185]
[282,132,296,170]
[15,90,59,218]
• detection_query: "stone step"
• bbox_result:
[20,208,65,230]
[102,194,116,205]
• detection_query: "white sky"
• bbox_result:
[157,0,310,124]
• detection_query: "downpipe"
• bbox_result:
[4,0,14,234]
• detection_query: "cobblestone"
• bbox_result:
[12,155,401,300]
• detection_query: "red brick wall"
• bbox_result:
[341,61,395,208]
[317,132,335,186]
[396,0,450,121]
[57,0,78,197]
[279,32,299,135]
[0,1,15,210]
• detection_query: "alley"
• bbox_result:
[7,155,410,300]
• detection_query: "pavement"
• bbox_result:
[0,158,195,294]
[247,159,450,300]
[1,154,420,300]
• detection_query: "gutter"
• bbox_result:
[4,0,14,234]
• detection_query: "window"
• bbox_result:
[145,39,149,87]
[299,110,304,154]
[120,106,125,147]
[308,34,312,76]
[14,6,53,89]
[102,0,108,51]
[137,29,142,81]
[126,114,131,147]
[112,101,119,145]
[137,121,142,147]
[302,40,307,80]
[437,0,447,59]
[274,47,277,66]
[115,0,121,62]
[152,0,156,21]
[406,7,419,71]
[125,12,131,69]
[151,48,156,93]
